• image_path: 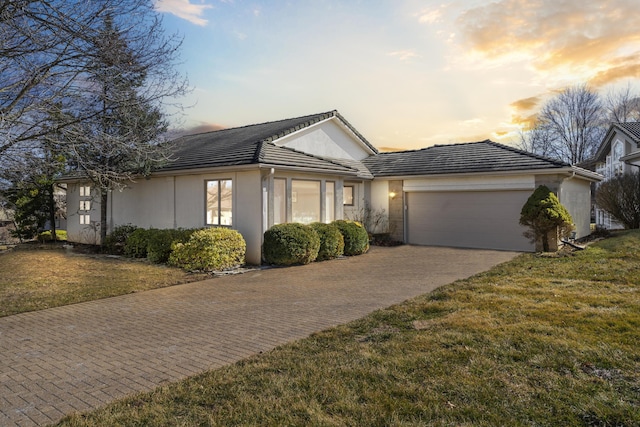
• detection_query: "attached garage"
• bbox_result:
[406,190,533,252]
[363,141,602,253]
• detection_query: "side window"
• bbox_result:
[343,185,354,206]
[206,179,233,226]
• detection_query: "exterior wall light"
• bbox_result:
[389,191,397,200]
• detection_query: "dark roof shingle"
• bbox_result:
[159,111,372,175]
[363,140,569,177]
[614,122,640,142]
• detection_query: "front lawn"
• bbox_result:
[58,231,640,426]
[0,247,208,317]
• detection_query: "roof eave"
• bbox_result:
[370,166,603,182]
[257,163,362,177]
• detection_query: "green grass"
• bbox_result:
[0,247,208,317]
[56,230,640,426]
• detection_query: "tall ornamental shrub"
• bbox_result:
[332,220,369,256]
[520,185,574,252]
[263,223,320,266]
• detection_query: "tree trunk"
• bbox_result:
[542,233,549,252]
[48,183,57,242]
[100,190,108,246]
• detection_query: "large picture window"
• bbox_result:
[292,180,320,223]
[206,179,233,226]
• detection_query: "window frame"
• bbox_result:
[325,181,335,223]
[205,179,233,226]
[79,186,91,197]
[343,185,354,206]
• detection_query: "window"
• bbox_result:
[79,186,91,197]
[206,179,233,226]
[613,141,624,176]
[343,185,354,206]
[325,181,335,223]
[274,178,287,225]
[80,201,91,211]
[292,180,320,223]
[79,214,91,225]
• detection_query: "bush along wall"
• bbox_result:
[263,223,320,266]
[103,224,139,255]
[146,228,196,264]
[332,220,369,256]
[124,228,151,258]
[168,227,246,271]
[309,222,344,261]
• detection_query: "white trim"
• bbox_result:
[375,166,602,183]
[403,174,535,192]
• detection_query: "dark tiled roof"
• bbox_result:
[362,140,569,177]
[159,111,373,175]
[326,158,374,179]
[257,143,356,174]
[616,122,640,141]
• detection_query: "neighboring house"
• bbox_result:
[63,111,601,263]
[592,122,640,229]
[0,207,13,227]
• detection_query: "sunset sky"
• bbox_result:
[155,0,640,151]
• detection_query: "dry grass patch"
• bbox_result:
[0,247,207,317]
[59,231,640,426]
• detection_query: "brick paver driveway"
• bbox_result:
[0,245,519,426]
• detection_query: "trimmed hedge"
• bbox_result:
[124,228,151,258]
[309,222,344,261]
[147,228,196,264]
[333,220,369,256]
[168,227,246,271]
[263,223,320,266]
[103,224,138,255]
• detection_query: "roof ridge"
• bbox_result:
[177,111,338,140]
[260,110,337,143]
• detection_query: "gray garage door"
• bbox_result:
[407,190,533,252]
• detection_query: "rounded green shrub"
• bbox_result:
[147,228,196,264]
[168,227,246,271]
[124,228,151,258]
[309,222,344,261]
[332,220,369,256]
[103,224,138,254]
[263,223,320,266]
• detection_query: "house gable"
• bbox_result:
[274,116,377,161]
[594,123,640,176]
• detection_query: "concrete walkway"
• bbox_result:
[0,245,519,426]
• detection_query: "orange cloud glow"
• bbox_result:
[456,0,640,87]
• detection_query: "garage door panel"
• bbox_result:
[407,191,533,252]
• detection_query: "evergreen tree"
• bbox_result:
[520,185,574,252]
[66,14,175,243]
